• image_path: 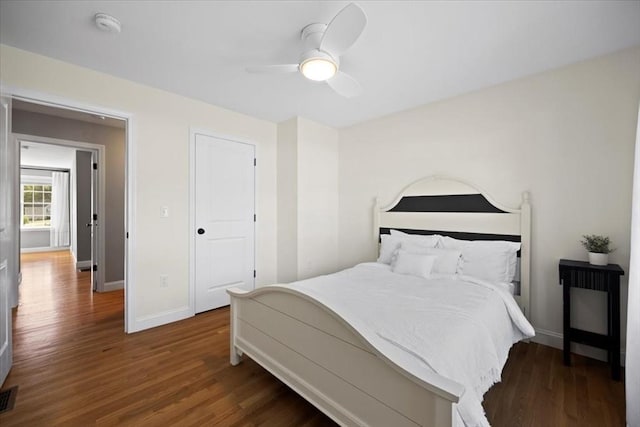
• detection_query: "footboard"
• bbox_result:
[227,286,464,427]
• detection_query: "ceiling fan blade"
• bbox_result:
[327,71,362,98]
[246,64,299,74]
[320,3,367,57]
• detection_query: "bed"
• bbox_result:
[227,176,533,426]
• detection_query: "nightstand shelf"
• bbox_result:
[559,259,624,380]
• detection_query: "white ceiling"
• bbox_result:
[20,141,75,169]
[1,1,639,128]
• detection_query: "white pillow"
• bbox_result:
[390,229,439,248]
[377,234,404,264]
[400,241,462,275]
[391,250,437,279]
[439,236,521,283]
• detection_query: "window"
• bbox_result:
[22,183,52,227]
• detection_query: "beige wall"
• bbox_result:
[276,118,298,283]
[0,45,278,331]
[297,117,339,279]
[276,117,339,282]
[337,47,640,358]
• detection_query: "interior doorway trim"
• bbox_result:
[14,133,106,292]
[2,85,136,333]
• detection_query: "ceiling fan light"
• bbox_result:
[300,57,337,81]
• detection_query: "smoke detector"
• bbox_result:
[94,13,121,33]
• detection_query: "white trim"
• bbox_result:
[533,328,626,366]
[1,85,135,333]
[125,111,135,333]
[20,226,51,232]
[189,130,196,317]
[20,175,53,184]
[20,246,69,254]
[0,85,131,121]
[14,133,106,292]
[75,259,92,270]
[103,280,124,292]
[133,306,192,332]
[189,128,257,318]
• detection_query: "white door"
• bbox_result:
[194,134,255,313]
[0,96,13,385]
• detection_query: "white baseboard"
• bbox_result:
[75,260,92,270]
[20,246,70,254]
[129,306,193,333]
[102,280,124,292]
[534,327,626,366]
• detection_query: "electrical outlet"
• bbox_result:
[160,274,169,288]
[161,206,169,218]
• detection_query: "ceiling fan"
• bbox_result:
[246,3,367,98]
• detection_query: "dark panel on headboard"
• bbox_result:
[388,194,507,213]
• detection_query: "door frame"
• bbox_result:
[189,128,256,315]
[15,134,105,292]
[2,85,136,333]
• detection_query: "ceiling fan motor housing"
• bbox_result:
[301,23,327,48]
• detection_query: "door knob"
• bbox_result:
[197,228,205,235]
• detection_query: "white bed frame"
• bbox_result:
[228,176,531,426]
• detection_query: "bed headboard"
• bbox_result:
[374,176,531,319]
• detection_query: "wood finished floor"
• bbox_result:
[0,251,625,426]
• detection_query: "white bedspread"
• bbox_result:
[288,262,535,427]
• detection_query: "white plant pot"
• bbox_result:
[588,252,609,266]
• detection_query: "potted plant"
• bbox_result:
[581,234,614,266]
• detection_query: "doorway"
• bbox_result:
[6,94,132,329]
[0,92,134,389]
[17,137,104,292]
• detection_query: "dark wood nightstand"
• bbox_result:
[559,259,624,380]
